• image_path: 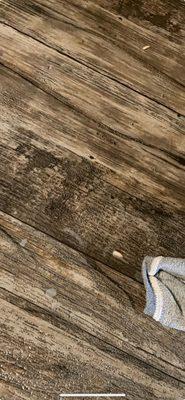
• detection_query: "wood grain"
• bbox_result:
[1,65,185,281]
[0,211,185,400]
[0,1,185,398]
[96,0,185,39]
[1,23,185,159]
[1,0,185,115]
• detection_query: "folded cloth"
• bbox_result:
[142,256,185,331]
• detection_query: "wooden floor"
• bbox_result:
[0,1,185,399]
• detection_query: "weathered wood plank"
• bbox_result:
[0,21,185,183]
[0,1,185,399]
[0,65,185,281]
[1,25,184,164]
[96,0,185,39]
[1,24,185,204]
[0,211,185,400]
[0,299,179,400]
[1,0,185,114]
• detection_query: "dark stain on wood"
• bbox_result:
[119,0,184,33]
[16,143,59,172]
[1,134,185,283]
[0,0,185,399]
[98,0,185,36]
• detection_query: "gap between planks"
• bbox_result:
[1,0,185,115]
[0,210,185,384]
[0,19,184,119]
[1,62,185,281]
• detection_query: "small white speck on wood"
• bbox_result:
[46,288,57,298]
[142,45,150,50]
[113,250,123,260]
[20,239,27,247]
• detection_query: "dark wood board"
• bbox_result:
[96,0,185,39]
[0,65,185,281]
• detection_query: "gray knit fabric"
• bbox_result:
[142,256,185,331]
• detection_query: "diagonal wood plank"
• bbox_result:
[0,211,185,400]
[1,65,185,280]
[96,0,185,39]
[0,299,180,400]
[0,24,184,166]
[0,1,185,399]
[1,0,185,115]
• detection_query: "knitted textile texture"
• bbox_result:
[142,256,185,331]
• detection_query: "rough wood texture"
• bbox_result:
[0,64,185,281]
[1,0,185,114]
[0,0,185,399]
[0,212,185,400]
[96,0,185,39]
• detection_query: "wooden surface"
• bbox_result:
[0,0,185,399]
